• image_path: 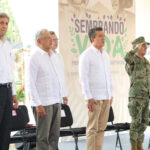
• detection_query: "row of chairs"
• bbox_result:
[10,105,130,150]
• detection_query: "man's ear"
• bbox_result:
[37,39,41,45]
[91,37,94,43]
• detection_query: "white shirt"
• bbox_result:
[0,39,16,95]
[79,45,114,100]
[50,50,67,97]
[28,47,63,107]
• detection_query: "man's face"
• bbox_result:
[0,17,9,38]
[38,31,52,50]
[51,34,58,50]
[138,43,147,56]
[92,30,105,48]
[111,0,120,12]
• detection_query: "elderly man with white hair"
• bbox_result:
[28,29,65,150]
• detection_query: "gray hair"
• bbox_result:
[0,12,9,22]
[35,29,49,45]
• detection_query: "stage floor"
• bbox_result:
[10,127,150,150]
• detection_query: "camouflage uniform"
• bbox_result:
[125,46,150,143]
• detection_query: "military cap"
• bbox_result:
[132,36,150,46]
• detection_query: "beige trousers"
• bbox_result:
[86,100,110,150]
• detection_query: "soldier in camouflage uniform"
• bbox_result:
[125,36,150,150]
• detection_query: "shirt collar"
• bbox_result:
[0,37,7,44]
[50,49,56,54]
[37,47,49,55]
[51,49,57,53]
[91,44,104,54]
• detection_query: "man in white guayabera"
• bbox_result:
[28,29,67,150]
[0,12,18,150]
[79,27,114,150]
[49,31,68,105]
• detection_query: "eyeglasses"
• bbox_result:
[52,38,59,41]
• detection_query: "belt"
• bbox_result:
[0,83,12,88]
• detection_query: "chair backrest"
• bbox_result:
[61,105,114,127]
[108,106,114,123]
[61,104,73,128]
[11,105,30,131]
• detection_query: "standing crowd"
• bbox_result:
[0,12,149,150]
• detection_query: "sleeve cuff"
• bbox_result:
[12,83,16,95]
[85,94,93,100]
[33,100,42,107]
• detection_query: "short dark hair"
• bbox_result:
[0,12,9,22]
[49,31,55,35]
[88,27,103,43]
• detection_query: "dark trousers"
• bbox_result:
[0,86,12,150]
[32,104,61,150]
